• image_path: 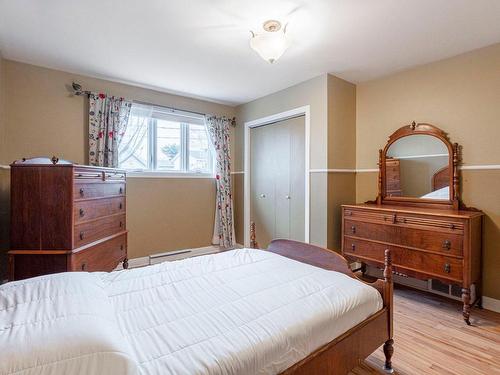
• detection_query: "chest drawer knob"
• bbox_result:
[351,244,356,252]
[79,188,84,197]
[79,208,85,217]
[79,232,84,240]
[120,244,124,251]
[81,262,87,271]
[442,240,451,250]
[351,226,356,234]
[119,187,123,194]
[119,221,123,228]
[444,263,451,273]
[119,203,123,210]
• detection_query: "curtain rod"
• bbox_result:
[71,82,236,126]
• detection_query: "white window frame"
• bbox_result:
[121,106,215,179]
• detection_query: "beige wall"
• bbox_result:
[0,54,8,279]
[356,43,500,299]
[235,75,329,246]
[234,74,357,249]
[326,75,357,249]
[0,60,235,272]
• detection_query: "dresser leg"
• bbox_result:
[123,258,129,269]
[462,287,471,325]
[360,262,367,276]
[383,339,394,373]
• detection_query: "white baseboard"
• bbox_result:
[483,296,500,313]
[115,244,233,270]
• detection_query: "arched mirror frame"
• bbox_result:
[377,122,460,210]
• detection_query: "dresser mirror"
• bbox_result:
[378,122,460,209]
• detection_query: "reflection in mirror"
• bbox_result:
[386,135,449,200]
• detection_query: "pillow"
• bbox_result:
[0,272,139,375]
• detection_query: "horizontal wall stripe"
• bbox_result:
[2,164,498,173]
[460,164,500,170]
[392,153,448,160]
[309,168,358,173]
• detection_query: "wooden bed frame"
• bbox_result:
[432,166,450,191]
[249,223,394,375]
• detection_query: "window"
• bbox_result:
[118,103,214,175]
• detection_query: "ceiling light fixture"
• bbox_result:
[250,20,289,64]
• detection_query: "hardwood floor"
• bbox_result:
[350,286,500,375]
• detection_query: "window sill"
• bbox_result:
[126,171,215,179]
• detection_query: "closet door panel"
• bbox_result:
[250,125,275,248]
[274,121,291,240]
[288,116,306,241]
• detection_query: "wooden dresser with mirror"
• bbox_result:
[8,157,128,281]
[342,122,483,325]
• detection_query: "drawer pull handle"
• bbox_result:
[392,214,397,224]
[351,226,356,234]
[81,263,86,271]
[450,223,455,230]
[345,211,352,216]
[79,232,84,240]
[119,203,123,209]
[79,208,85,217]
[351,244,356,252]
[119,187,123,194]
[79,188,84,196]
[120,245,124,251]
[444,263,451,273]
[119,221,123,228]
[442,240,451,250]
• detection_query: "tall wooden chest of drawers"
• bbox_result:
[8,157,128,280]
[342,203,483,324]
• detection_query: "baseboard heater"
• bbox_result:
[150,249,192,259]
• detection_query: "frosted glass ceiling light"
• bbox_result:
[250,20,289,64]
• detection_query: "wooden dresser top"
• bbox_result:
[342,203,483,219]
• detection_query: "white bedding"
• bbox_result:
[1,248,382,375]
[421,186,449,199]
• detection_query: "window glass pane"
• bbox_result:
[189,124,212,173]
[157,120,181,171]
[118,114,149,170]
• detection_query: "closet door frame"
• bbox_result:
[244,105,310,247]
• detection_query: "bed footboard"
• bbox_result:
[249,224,394,374]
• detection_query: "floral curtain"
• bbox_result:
[206,115,235,248]
[88,93,132,167]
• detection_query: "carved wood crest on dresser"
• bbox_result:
[8,157,128,280]
[342,123,483,325]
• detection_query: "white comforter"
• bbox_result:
[1,249,382,375]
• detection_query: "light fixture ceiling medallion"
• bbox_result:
[250,20,290,64]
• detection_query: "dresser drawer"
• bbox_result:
[74,196,125,223]
[71,233,127,272]
[74,182,125,200]
[74,214,126,247]
[104,171,126,181]
[344,219,463,256]
[74,169,104,182]
[343,208,464,233]
[344,238,463,282]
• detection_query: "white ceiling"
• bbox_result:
[1,0,500,105]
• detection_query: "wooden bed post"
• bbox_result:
[383,249,394,373]
[250,221,258,249]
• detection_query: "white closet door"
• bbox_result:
[287,116,306,242]
[250,124,276,248]
[274,120,291,239]
[250,115,305,248]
